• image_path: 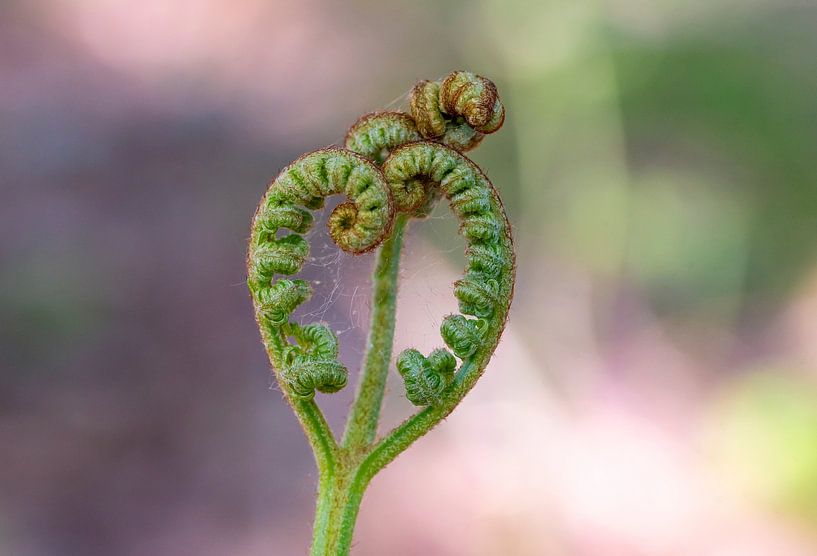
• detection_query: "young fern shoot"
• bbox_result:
[247,71,514,555]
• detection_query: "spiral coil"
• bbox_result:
[249,71,513,406]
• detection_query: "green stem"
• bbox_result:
[309,455,339,552]
[342,215,408,452]
[267,338,338,478]
[273,349,342,549]
[309,365,482,555]
[309,456,369,556]
[311,215,409,554]
[359,360,478,482]
[285,373,350,552]
[293,398,338,475]
[331,467,370,554]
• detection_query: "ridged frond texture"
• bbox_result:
[344,112,422,164]
[248,149,394,399]
[410,71,505,152]
[345,71,505,164]
[397,348,457,406]
[383,142,515,405]
[280,323,348,400]
[249,71,513,406]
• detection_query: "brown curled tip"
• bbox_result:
[440,71,505,134]
[408,71,505,155]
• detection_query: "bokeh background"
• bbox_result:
[3,0,817,554]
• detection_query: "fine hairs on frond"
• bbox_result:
[251,71,512,404]
[248,148,394,398]
[246,70,515,556]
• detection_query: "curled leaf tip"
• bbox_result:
[282,356,348,400]
[409,71,505,153]
[441,314,487,359]
[247,70,514,419]
[397,348,457,406]
[440,71,505,134]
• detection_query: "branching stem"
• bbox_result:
[247,71,513,555]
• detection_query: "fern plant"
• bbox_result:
[247,71,515,555]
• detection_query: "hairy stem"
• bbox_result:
[249,71,512,555]
[289,379,347,551]
[310,456,369,556]
[330,467,370,555]
[310,361,489,553]
[268,340,338,477]
[310,455,339,552]
[360,361,476,482]
[293,398,338,475]
[342,215,408,451]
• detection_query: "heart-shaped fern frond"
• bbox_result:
[246,71,514,556]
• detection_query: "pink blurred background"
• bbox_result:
[3,1,817,554]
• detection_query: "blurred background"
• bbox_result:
[3,0,817,554]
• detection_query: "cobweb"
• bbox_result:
[287,195,467,432]
[282,82,468,429]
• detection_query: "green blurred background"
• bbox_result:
[2,0,817,554]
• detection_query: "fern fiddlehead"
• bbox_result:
[382,141,514,406]
[247,71,513,556]
[248,148,393,394]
